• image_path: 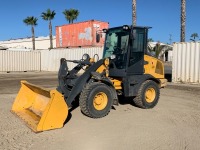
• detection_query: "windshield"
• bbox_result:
[103,28,129,58]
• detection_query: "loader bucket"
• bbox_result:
[11,80,68,132]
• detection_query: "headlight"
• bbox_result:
[82,53,90,61]
[123,25,130,30]
[93,54,99,62]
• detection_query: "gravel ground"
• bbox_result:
[0,72,200,150]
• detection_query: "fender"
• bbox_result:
[63,59,105,107]
[123,74,160,97]
[91,72,119,105]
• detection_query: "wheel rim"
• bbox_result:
[145,87,156,103]
[93,92,108,110]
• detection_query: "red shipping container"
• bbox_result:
[56,20,109,48]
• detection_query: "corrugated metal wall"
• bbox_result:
[172,42,200,83]
[0,51,41,72]
[41,47,103,71]
[0,47,103,72]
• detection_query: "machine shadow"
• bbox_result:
[64,95,138,125]
[64,98,80,125]
[116,95,137,107]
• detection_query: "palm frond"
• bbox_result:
[41,9,56,21]
[23,16,38,26]
[63,8,79,24]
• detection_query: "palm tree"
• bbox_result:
[148,38,154,42]
[190,33,199,42]
[63,9,79,24]
[181,0,186,42]
[41,9,56,49]
[148,42,172,61]
[23,16,38,50]
[132,0,137,26]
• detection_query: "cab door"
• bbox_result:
[127,28,147,75]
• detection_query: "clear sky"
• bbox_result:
[0,0,199,43]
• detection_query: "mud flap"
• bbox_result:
[11,80,68,133]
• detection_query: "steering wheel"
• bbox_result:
[113,46,123,54]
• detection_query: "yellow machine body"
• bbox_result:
[10,25,168,133]
[11,81,68,132]
[110,55,167,90]
[144,55,164,79]
[144,55,167,87]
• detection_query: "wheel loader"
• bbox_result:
[11,25,167,132]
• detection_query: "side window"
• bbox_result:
[129,29,145,66]
[121,35,129,52]
[131,29,144,52]
[114,34,129,69]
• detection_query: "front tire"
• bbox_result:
[79,82,113,118]
[133,80,160,109]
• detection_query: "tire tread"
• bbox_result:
[133,80,160,109]
[79,82,112,118]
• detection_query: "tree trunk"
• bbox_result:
[49,20,53,49]
[31,26,35,50]
[181,0,186,42]
[132,0,137,26]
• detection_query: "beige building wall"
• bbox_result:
[0,36,56,50]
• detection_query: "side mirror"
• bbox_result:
[96,33,101,43]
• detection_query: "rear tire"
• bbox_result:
[133,80,160,109]
[79,82,113,118]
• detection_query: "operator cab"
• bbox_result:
[102,25,149,77]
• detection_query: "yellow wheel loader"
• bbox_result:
[11,25,167,132]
